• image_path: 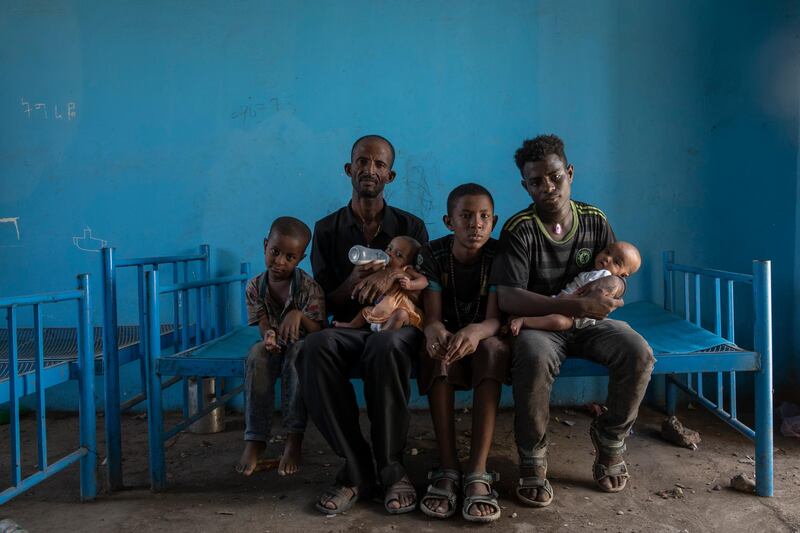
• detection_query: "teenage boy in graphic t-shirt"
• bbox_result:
[491,134,654,507]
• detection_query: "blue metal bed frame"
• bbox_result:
[664,252,772,496]
[101,245,211,491]
[558,252,773,496]
[0,275,97,504]
[143,264,250,491]
[136,251,773,497]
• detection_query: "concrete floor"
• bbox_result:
[1,405,799,532]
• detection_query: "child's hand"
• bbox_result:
[425,327,452,360]
[278,310,303,344]
[509,317,523,336]
[443,326,481,363]
[263,330,280,353]
[398,276,412,290]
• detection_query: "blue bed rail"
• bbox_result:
[101,245,210,490]
[144,264,250,491]
[662,251,772,496]
[0,275,96,504]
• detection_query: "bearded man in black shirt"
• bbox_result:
[299,135,428,515]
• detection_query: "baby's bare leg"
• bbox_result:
[333,313,368,329]
[382,308,410,330]
[515,314,574,332]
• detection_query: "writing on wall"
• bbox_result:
[20,98,77,120]
[230,96,288,126]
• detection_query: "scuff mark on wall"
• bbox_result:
[402,162,435,223]
[72,227,108,252]
[0,217,21,240]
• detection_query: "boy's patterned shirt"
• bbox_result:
[245,267,325,334]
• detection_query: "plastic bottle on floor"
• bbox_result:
[0,519,28,533]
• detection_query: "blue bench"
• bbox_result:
[138,251,774,497]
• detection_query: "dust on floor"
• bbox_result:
[1,406,799,533]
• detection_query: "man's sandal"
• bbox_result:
[516,456,554,507]
[462,472,502,523]
[384,476,417,514]
[590,427,630,493]
[314,484,360,515]
[420,468,461,519]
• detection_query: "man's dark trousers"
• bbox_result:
[298,327,422,490]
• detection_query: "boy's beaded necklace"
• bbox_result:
[448,243,488,330]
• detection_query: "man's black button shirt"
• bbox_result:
[311,202,429,322]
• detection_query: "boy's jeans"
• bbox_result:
[512,319,654,460]
[244,339,307,442]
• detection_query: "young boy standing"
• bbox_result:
[417,183,509,523]
[236,216,325,477]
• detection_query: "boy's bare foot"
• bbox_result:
[278,433,303,476]
[236,441,266,476]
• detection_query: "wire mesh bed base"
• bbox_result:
[0,325,175,379]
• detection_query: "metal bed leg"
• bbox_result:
[7,307,22,490]
[102,247,124,490]
[753,260,773,497]
[665,376,678,415]
[145,271,167,491]
[77,274,97,501]
[201,244,211,342]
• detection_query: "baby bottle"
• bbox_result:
[348,245,390,265]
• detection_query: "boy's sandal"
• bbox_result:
[420,468,461,519]
[590,427,630,493]
[384,476,418,515]
[314,484,360,515]
[516,456,554,507]
[462,471,502,523]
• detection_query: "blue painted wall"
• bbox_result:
[1,0,798,409]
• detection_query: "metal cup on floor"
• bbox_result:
[188,377,225,434]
